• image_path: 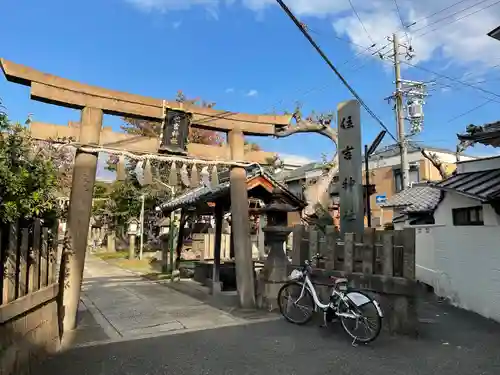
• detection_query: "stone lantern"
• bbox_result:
[254,188,301,310]
[127,217,139,259]
[158,217,171,237]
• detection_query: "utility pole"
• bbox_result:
[392,33,410,190]
[384,34,429,191]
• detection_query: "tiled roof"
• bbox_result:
[380,183,442,213]
[433,168,500,201]
[159,166,305,211]
[457,121,500,148]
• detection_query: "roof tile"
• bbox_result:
[380,184,442,213]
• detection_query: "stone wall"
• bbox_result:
[0,284,61,375]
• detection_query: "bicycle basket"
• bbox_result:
[288,269,302,280]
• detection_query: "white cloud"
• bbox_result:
[246,89,258,96]
[225,87,235,93]
[124,0,500,66]
[330,0,500,67]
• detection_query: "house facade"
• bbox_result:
[277,142,473,228]
[396,121,500,322]
[364,142,475,227]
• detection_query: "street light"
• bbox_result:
[487,26,500,42]
[364,130,386,228]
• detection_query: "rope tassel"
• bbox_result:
[211,165,219,188]
[200,166,210,187]
[190,164,199,188]
[168,162,178,186]
[180,164,190,187]
[143,159,153,186]
[116,155,126,181]
[135,160,144,185]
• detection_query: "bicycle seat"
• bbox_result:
[329,276,348,284]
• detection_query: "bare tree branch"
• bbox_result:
[274,105,338,147]
[421,149,450,179]
[273,104,339,228]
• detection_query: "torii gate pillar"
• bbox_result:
[228,129,256,308]
[61,107,102,332]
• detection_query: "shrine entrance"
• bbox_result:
[1,58,362,334]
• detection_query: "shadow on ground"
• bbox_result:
[37,289,500,375]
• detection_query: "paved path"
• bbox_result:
[39,304,500,375]
[40,256,500,374]
[77,255,250,343]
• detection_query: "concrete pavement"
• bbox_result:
[75,255,261,344]
[42,256,500,374]
[39,304,500,375]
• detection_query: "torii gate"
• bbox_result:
[1,58,363,333]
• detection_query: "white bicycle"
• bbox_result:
[278,254,384,344]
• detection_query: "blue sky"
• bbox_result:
[2,0,500,168]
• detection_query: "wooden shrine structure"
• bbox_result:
[159,165,306,292]
[0,58,296,331]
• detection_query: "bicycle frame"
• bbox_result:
[294,273,384,318]
[299,274,330,310]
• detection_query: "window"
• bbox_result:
[452,206,484,226]
[394,165,420,192]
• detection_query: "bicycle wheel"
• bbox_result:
[338,291,382,343]
[278,282,315,325]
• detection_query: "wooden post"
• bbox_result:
[18,228,29,297]
[4,224,18,303]
[175,210,187,267]
[258,215,266,260]
[228,129,255,308]
[29,220,41,293]
[212,201,223,294]
[61,107,102,333]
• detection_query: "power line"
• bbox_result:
[274,0,398,142]
[415,0,500,37]
[407,0,475,27]
[447,99,494,122]
[401,60,500,101]
[323,25,500,104]
[263,43,379,114]
[411,0,491,33]
[347,0,377,46]
[393,0,410,43]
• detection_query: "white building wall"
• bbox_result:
[414,224,500,322]
[434,192,500,226]
[456,155,500,174]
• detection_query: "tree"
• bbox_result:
[274,103,338,228]
[119,90,224,146]
[99,91,235,244]
[0,101,64,224]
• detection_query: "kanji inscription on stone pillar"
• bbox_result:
[337,100,363,236]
